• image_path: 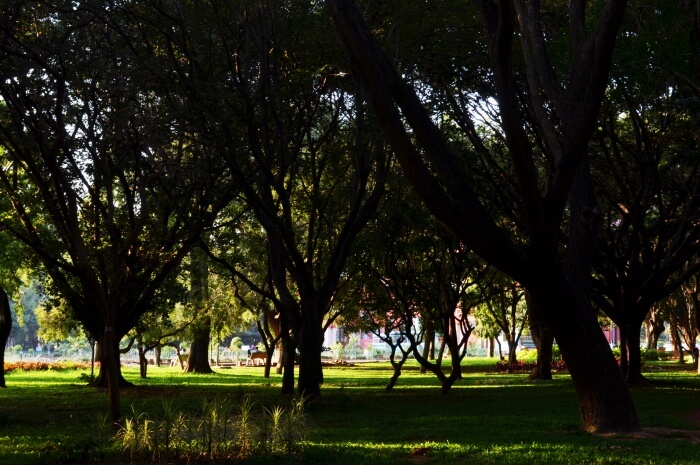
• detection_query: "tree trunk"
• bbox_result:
[154,345,162,367]
[186,248,212,373]
[528,293,553,380]
[275,339,284,375]
[529,280,639,433]
[534,332,554,380]
[91,338,133,388]
[281,327,296,395]
[186,318,214,374]
[488,337,495,358]
[297,311,323,398]
[102,327,122,422]
[0,288,11,388]
[421,321,434,373]
[138,341,148,379]
[624,319,645,385]
[506,336,518,366]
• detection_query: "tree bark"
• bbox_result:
[529,275,639,433]
[528,292,553,380]
[297,310,324,398]
[420,321,435,373]
[623,318,645,385]
[281,325,296,395]
[102,327,122,422]
[91,337,133,389]
[0,288,12,388]
[186,250,213,374]
[186,318,214,374]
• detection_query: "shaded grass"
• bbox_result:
[1,359,699,464]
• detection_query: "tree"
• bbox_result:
[477,276,527,367]
[139,1,389,397]
[591,77,700,384]
[356,179,488,394]
[0,3,233,420]
[328,0,639,432]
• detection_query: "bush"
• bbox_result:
[641,348,660,361]
[3,361,93,373]
[494,359,567,373]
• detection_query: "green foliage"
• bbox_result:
[641,348,660,361]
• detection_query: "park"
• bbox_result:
[0,358,700,465]
[1,358,700,464]
[1,0,700,463]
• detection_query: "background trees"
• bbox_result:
[137,0,389,397]
[0,2,233,420]
[0,0,698,437]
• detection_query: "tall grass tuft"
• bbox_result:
[111,394,309,463]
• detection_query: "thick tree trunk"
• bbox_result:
[102,328,122,422]
[534,333,554,380]
[186,319,214,374]
[91,338,133,388]
[0,288,11,388]
[528,293,553,380]
[297,312,323,398]
[488,337,495,358]
[618,325,629,376]
[530,280,639,433]
[186,249,212,374]
[624,319,645,385]
[155,345,162,367]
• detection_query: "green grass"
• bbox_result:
[1,359,700,464]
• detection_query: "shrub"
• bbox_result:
[493,359,567,373]
[3,360,93,373]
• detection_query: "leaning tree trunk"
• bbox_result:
[186,318,214,374]
[530,276,640,433]
[0,288,12,388]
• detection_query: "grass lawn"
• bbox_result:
[1,358,699,464]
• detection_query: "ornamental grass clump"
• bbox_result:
[111,394,310,463]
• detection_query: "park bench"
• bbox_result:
[246,350,266,366]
